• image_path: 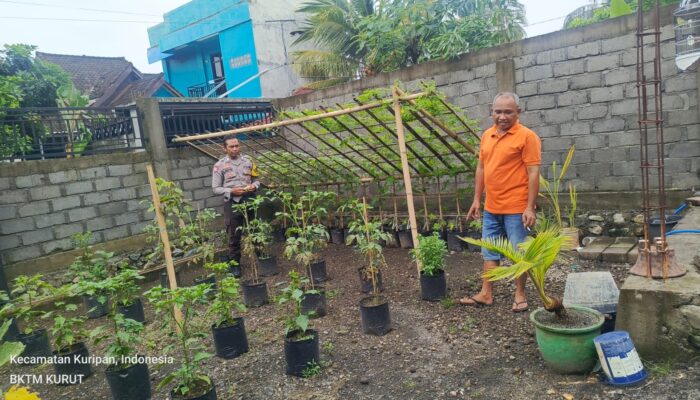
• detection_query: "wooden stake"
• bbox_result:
[146,164,184,329]
[393,86,421,273]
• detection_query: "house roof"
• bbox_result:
[109,73,181,106]
[36,52,136,101]
[36,52,182,108]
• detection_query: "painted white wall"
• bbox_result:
[248,0,315,98]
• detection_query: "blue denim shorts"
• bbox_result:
[481,210,529,261]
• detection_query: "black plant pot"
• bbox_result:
[438,228,448,242]
[242,280,268,307]
[360,295,392,336]
[343,228,356,246]
[83,294,108,319]
[308,260,328,284]
[420,270,447,301]
[383,230,400,248]
[301,288,327,318]
[397,230,413,249]
[160,270,182,288]
[2,318,20,340]
[229,263,242,279]
[330,229,344,245]
[105,361,151,400]
[211,317,249,359]
[17,329,51,360]
[358,267,383,294]
[53,342,93,385]
[284,329,320,377]
[117,298,146,323]
[274,228,287,243]
[446,231,465,252]
[258,256,279,277]
[466,232,481,252]
[171,377,217,400]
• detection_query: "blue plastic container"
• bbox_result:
[594,331,647,386]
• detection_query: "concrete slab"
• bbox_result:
[577,237,616,261]
[617,206,700,362]
[601,237,638,263]
[685,196,700,206]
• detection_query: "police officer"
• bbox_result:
[212,135,260,272]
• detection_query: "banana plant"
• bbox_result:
[461,227,572,317]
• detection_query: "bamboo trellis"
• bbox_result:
[173,85,482,253]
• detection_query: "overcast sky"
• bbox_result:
[0,0,592,73]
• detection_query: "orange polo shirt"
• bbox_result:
[479,122,541,214]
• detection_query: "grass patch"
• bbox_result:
[301,360,322,378]
[322,340,334,354]
[325,288,342,300]
[645,359,673,378]
[441,297,456,310]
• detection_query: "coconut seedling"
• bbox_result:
[461,225,604,374]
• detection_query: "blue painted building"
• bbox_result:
[147,0,310,99]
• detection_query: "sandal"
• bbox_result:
[511,300,529,313]
[458,296,493,307]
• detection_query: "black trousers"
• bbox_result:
[223,196,252,263]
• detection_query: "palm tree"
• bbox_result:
[486,0,527,43]
[461,227,572,317]
[292,0,376,85]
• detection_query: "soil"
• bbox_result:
[3,242,699,399]
[533,308,602,329]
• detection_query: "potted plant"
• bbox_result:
[110,267,146,323]
[464,220,482,252]
[1,318,24,367]
[69,232,113,318]
[412,233,448,301]
[144,284,216,399]
[430,216,448,241]
[343,200,392,335]
[277,190,335,285]
[277,270,320,377]
[91,277,150,400]
[342,200,391,294]
[540,145,579,246]
[445,219,465,252]
[462,227,604,374]
[205,261,249,359]
[49,297,93,384]
[233,198,269,307]
[396,218,414,249]
[247,196,278,277]
[10,274,55,359]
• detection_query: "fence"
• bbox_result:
[0,106,142,162]
[158,101,276,147]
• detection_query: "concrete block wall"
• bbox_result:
[275,4,699,192]
[168,147,224,216]
[0,147,222,268]
[0,153,154,266]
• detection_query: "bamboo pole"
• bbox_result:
[395,88,478,156]
[146,164,184,329]
[392,86,421,273]
[172,93,427,143]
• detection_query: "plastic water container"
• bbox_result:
[649,214,683,239]
[563,272,619,333]
[594,331,647,386]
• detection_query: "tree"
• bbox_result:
[565,0,679,29]
[293,0,526,87]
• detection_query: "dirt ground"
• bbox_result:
[4,241,699,400]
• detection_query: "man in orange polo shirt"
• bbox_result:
[459,92,541,312]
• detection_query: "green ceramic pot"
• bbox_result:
[530,305,604,374]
